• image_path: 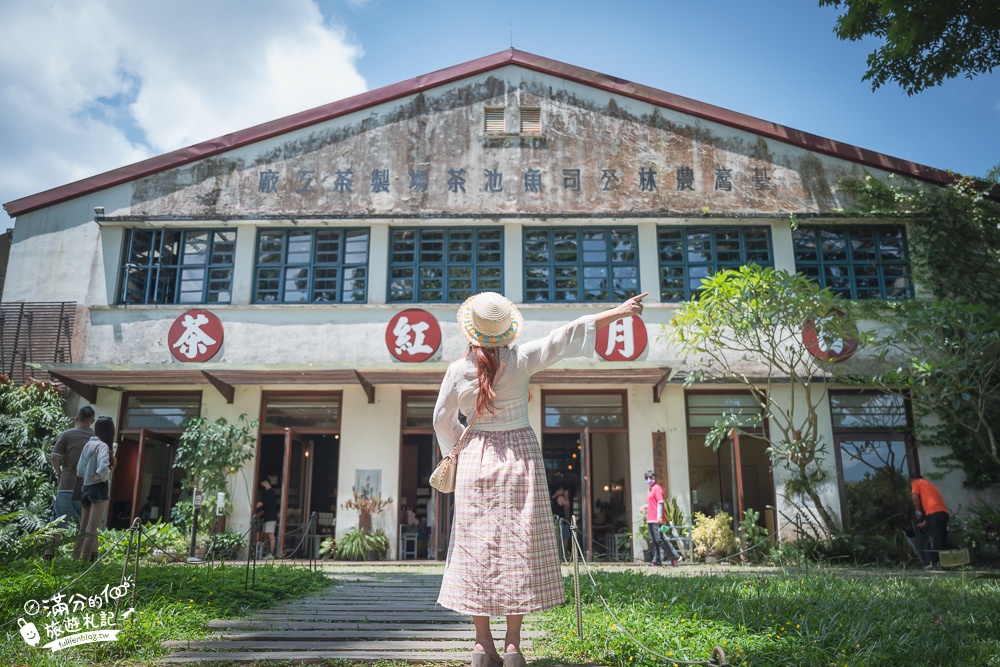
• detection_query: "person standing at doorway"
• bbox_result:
[75,416,116,561]
[433,290,646,667]
[257,477,278,559]
[46,405,95,559]
[910,474,951,569]
[642,470,681,567]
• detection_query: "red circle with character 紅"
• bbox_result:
[385,309,441,362]
[168,310,225,362]
[595,315,647,361]
[802,309,859,363]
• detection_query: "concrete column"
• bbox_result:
[367,222,389,305]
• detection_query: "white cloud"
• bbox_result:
[0,0,367,224]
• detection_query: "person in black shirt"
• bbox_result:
[256,477,278,559]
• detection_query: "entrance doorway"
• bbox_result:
[111,392,201,529]
[257,393,342,558]
[686,392,775,532]
[399,392,444,559]
[541,392,630,561]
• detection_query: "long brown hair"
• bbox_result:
[472,346,501,417]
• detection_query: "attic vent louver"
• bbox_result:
[520,107,541,135]
[484,107,505,134]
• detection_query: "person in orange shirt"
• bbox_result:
[910,475,950,569]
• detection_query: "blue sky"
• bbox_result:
[2,0,998,229]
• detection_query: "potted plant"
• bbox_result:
[145,521,187,563]
[342,486,393,532]
[691,511,738,563]
[209,531,247,560]
[318,536,336,560]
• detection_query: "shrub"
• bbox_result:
[691,511,738,559]
[209,531,247,560]
[739,508,771,563]
[0,378,71,560]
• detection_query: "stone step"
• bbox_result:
[201,629,544,640]
[158,649,479,663]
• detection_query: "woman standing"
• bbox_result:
[75,416,116,561]
[433,291,646,667]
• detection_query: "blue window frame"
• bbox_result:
[658,226,773,301]
[523,227,639,302]
[793,225,912,300]
[388,227,502,302]
[253,228,369,303]
[119,229,235,305]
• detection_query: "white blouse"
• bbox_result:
[433,315,597,456]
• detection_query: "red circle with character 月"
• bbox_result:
[168,310,224,362]
[595,315,647,361]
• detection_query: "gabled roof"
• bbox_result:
[3,48,961,218]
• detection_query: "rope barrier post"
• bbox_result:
[188,488,202,562]
[245,515,256,591]
[309,512,317,572]
[131,519,142,612]
[571,515,582,640]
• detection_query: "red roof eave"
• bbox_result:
[2,49,969,218]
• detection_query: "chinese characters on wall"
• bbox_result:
[257,165,773,196]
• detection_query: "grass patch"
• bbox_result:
[0,558,331,667]
[534,570,1000,667]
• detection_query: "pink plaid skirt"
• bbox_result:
[437,426,566,616]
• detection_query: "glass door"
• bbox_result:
[279,428,310,556]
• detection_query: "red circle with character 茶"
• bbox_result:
[385,309,441,362]
[802,309,859,363]
[595,315,647,361]
[168,310,224,362]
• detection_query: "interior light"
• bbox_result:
[603,484,610,492]
[567,464,573,470]
[572,453,577,459]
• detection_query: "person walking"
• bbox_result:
[256,477,278,559]
[911,474,951,569]
[75,416,116,562]
[433,290,646,667]
[641,470,682,566]
[46,405,95,559]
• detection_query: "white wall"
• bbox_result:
[336,384,402,556]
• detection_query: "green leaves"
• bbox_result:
[667,264,857,534]
[822,0,1000,94]
[174,414,259,495]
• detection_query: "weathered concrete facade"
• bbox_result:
[4,50,991,560]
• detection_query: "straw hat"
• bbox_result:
[457,292,524,348]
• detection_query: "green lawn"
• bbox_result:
[4,560,999,667]
[534,568,1000,667]
[0,558,331,667]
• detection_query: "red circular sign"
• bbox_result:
[595,315,647,361]
[385,309,441,362]
[168,310,224,362]
[802,310,859,363]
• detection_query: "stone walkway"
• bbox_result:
[159,570,540,664]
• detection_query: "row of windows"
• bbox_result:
[118,224,913,305]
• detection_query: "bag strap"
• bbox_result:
[448,351,509,458]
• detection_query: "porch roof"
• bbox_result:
[40,364,673,405]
